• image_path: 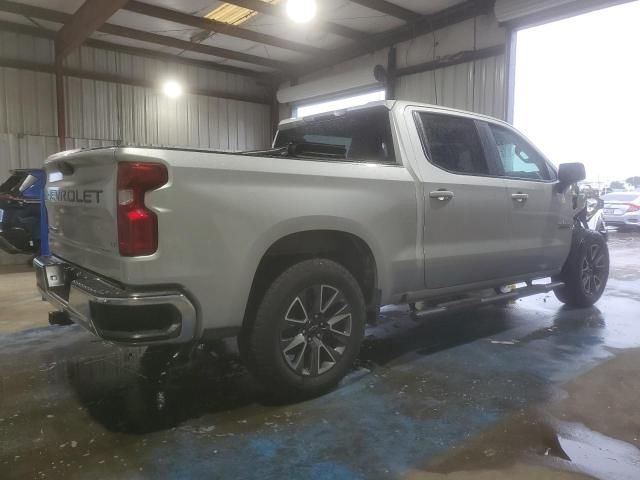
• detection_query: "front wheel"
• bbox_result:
[247,259,365,398]
[554,229,609,308]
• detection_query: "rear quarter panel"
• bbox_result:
[117,148,421,333]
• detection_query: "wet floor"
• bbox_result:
[1,231,639,479]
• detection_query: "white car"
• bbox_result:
[602,192,640,230]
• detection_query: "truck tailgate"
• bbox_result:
[45,148,121,277]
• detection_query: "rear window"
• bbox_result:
[275,106,396,164]
[604,193,640,201]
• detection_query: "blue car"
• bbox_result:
[0,169,48,255]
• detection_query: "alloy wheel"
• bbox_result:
[280,284,352,377]
[581,243,606,295]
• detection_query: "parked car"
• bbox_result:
[34,102,609,397]
[0,169,46,255]
[602,192,640,230]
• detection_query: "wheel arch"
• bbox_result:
[241,225,382,334]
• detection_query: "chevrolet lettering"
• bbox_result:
[47,188,103,204]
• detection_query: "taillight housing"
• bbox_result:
[117,162,168,257]
[628,203,640,213]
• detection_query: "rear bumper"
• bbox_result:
[34,255,197,345]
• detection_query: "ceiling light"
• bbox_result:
[286,0,316,23]
[162,80,183,98]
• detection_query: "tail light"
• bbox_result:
[117,162,168,257]
[628,203,640,213]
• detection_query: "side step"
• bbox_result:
[412,282,565,320]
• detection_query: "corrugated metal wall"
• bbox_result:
[395,55,506,119]
[284,13,508,120]
[0,31,272,182]
[0,31,271,264]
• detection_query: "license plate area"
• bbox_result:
[604,209,615,215]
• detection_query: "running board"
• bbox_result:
[411,282,565,320]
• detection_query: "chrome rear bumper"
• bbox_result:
[34,255,197,345]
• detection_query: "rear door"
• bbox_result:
[483,122,573,276]
[412,111,511,289]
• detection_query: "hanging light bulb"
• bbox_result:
[286,0,317,23]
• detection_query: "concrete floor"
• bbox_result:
[1,231,640,479]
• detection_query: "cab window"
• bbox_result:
[416,113,490,175]
[488,124,552,181]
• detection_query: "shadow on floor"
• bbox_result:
[65,302,604,435]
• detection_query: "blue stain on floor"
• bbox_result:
[250,438,279,459]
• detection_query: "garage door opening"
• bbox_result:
[511,1,640,184]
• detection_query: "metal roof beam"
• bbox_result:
[290,0,494,76]
[55,0,129,58]
[0,20,274,80]
[124,1,325,56]
[348,0,417,21]
[0,1,291,71]
[223,0,371,41]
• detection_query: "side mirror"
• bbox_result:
[557,163,586,190]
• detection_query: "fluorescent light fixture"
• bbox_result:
[162,80,183,98]
[286,0,316,23]
[295,90,386,118]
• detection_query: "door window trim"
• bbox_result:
[413,111,503,179]
[483,120,558,184]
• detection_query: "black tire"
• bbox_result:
[246,258,365,398]
[553,228,609,308]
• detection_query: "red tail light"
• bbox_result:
[628,203,640,213]
[117,162,168,257]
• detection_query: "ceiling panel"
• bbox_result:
[88,32,202,56]
[390,0,467,16]
[201,31,307,63]
[318,0,405,32]
[178,50,274,72]
[0,0,476,76]
[108,9,201,40]
[238,14,348,50]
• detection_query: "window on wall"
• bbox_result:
[295,90,386,118]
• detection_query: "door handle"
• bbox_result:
[429,190,454,201]
[511,193,529,203]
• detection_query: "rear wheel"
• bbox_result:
[554,229,609,307]
[246,259,365,398]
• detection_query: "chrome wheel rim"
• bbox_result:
[581,243,606,295]
[280,284,352,377]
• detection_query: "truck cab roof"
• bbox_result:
[279,100,511,131]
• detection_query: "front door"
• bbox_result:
[413,111,512,289]
[484,123,573,276]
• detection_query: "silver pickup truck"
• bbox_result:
[35,101,609,397]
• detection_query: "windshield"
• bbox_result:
[274,106,396,164]
[0,171,28,195]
